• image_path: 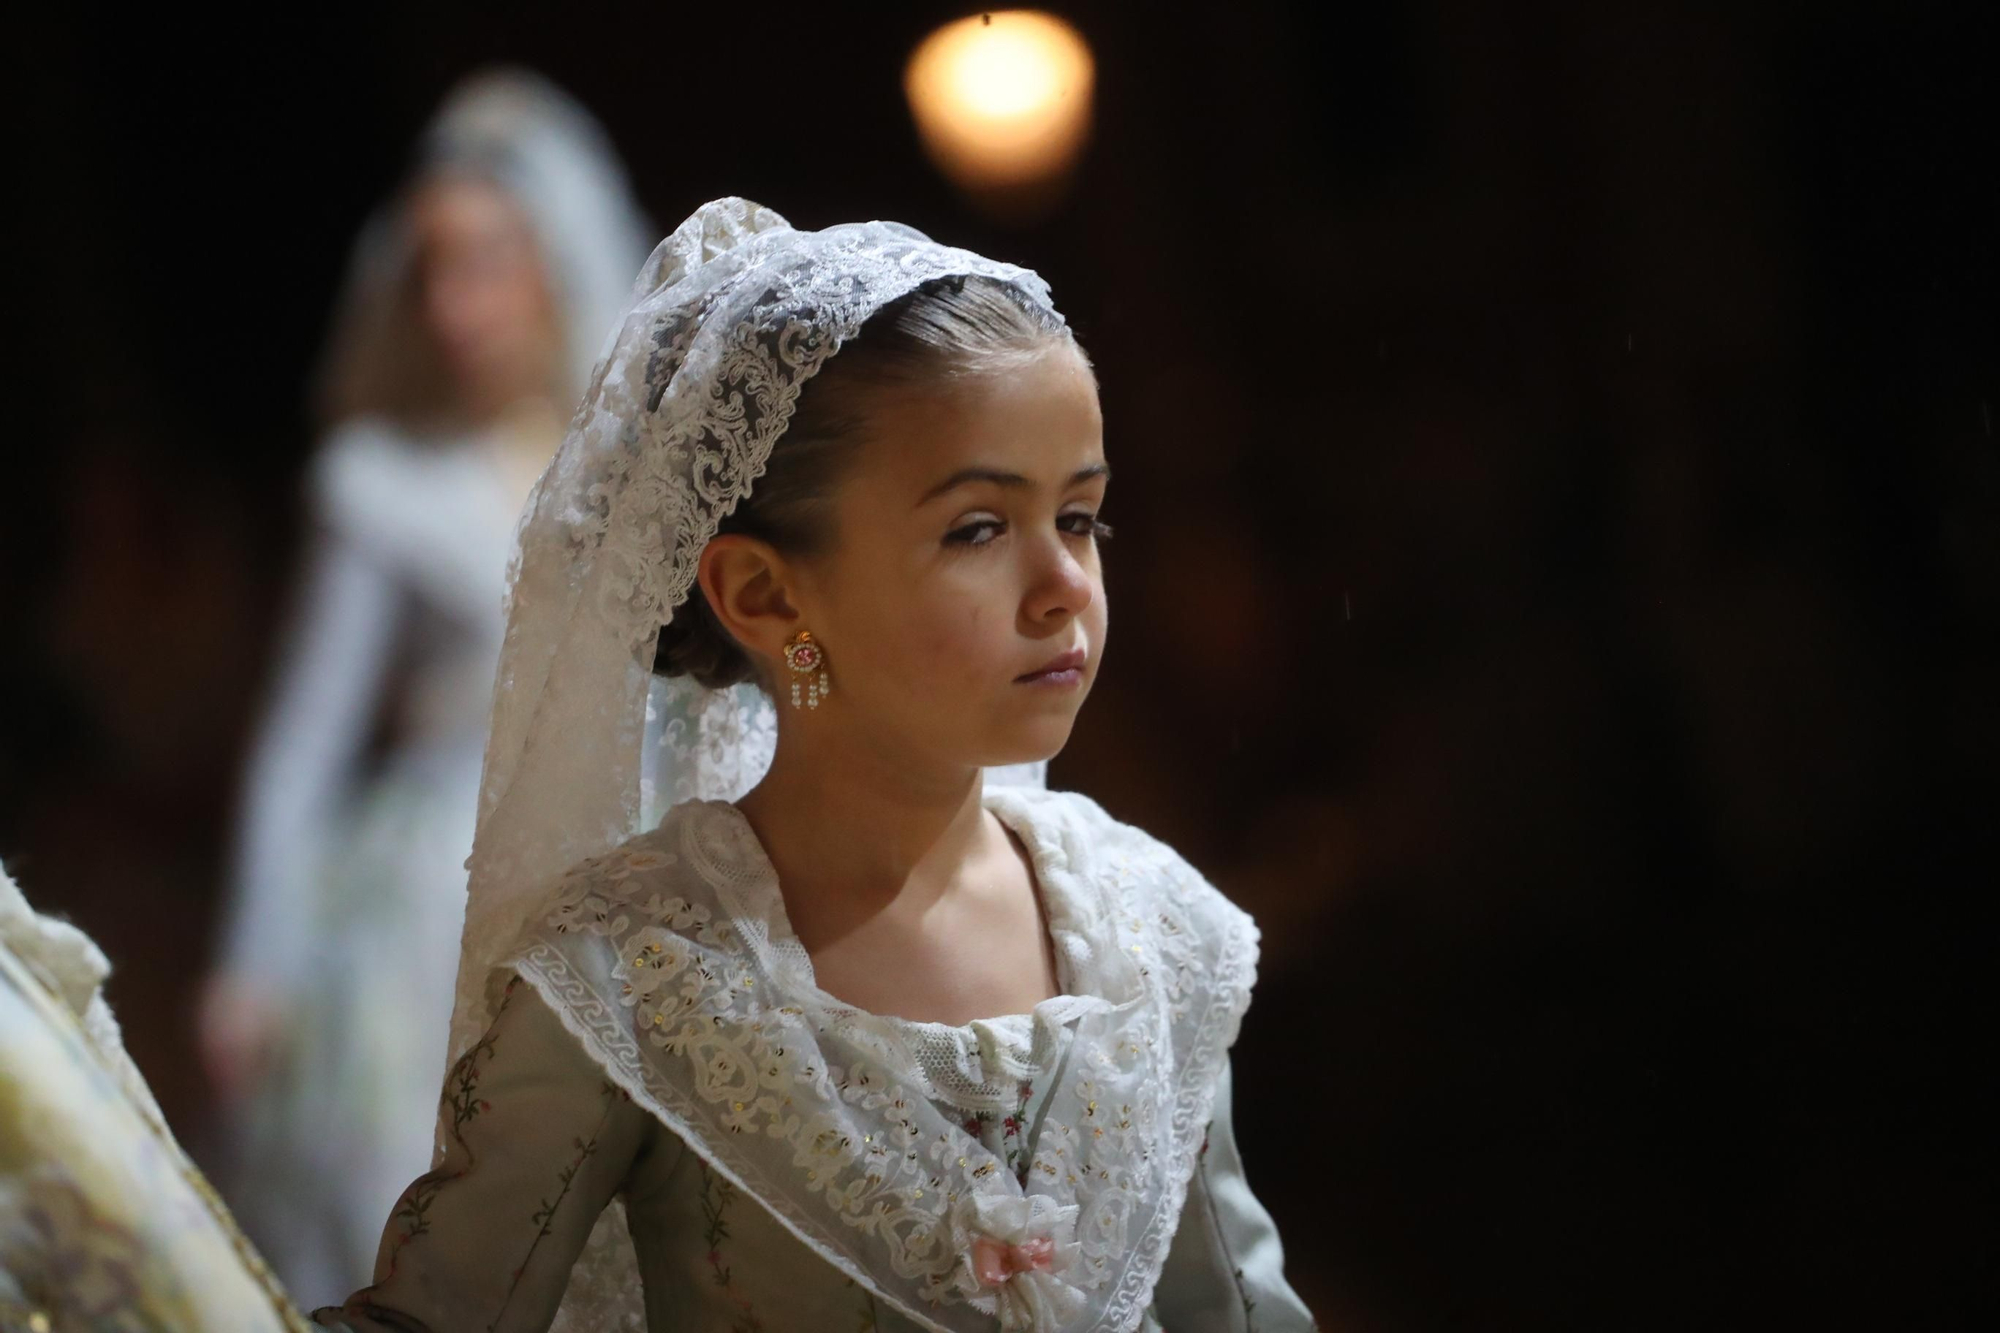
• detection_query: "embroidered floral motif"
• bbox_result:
[382,980,520,1267]
[1003,1079,1035,1184]
[447,998,507,1137]
[960,1075,1038,1188]
[696,1159,765,1332]
[1232,1264,1260,1330]
[532,1121,603,1239]
[496,1080,622,1312]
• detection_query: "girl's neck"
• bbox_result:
[733,721,996,932]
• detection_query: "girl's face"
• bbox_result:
[796,344,1109,771]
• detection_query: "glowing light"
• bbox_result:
[904,11,1095,204]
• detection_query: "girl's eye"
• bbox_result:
[1060,511,1114,542]
[944,518,1005,547]
[945,512,1115,549]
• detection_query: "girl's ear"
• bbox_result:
[696,534,804,668]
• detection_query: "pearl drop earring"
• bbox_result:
[782,630,830,709]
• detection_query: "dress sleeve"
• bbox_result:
[1150,1057,1319,1333]
[217,518,403,991]
[310,976,665,1333]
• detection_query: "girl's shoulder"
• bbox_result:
[526,798,770,936]
[990,785,1259,957]
[536,810,714,915]
[510,809,748,990]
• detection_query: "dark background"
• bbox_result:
[4,1,1994,1326]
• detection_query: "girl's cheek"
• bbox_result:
[890,596,968,684]
[911,600,998,689]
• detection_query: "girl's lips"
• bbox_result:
[1016,649,1086,683]
[1017,666,1084,688]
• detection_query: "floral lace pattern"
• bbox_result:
[502,787,1257,1333]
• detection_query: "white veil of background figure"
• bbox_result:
[200,66,652,1298]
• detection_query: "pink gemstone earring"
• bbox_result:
[782,630,831,710]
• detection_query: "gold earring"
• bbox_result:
[782,630,831,710]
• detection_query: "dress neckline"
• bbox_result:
[677,786,1135,1100]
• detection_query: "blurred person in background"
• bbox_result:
[197,66,651,1298]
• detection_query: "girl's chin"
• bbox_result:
[975,720,1078,770]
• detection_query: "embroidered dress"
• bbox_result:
[314,787,1313,1332]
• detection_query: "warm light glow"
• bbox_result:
[905,11,1096,196]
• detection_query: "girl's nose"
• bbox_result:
[1022,537,1095,625]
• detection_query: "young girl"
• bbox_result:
[312,198,1314,1333]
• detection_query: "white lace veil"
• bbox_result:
[444,200,1062,1322]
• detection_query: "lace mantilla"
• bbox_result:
[500,787,1257,1332]
[455,196,1065,1074]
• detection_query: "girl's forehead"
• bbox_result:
[848,354,1105,488]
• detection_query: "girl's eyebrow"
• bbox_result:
[915,461,1111,507]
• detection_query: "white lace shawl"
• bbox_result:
[493,786,1258,1332]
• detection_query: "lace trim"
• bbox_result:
[503,789,1257,1333]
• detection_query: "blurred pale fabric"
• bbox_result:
[205,68,651,1300]
[2,861,309,1330]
